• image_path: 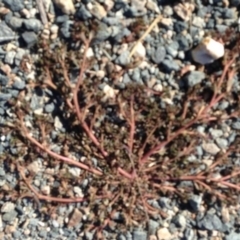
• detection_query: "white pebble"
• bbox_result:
[41,185,50,195]
[53,0,75,15]
[87,2,107,20]
[157,228,172,240]
[202,142,220,155]
[192,37,224,65]
[133,42,146,58]
[1,202,15,213]
[86,47,94,58]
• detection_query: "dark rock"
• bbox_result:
[12,79,26,90]
[151,45,166,64]
[115,51,130,66]
[184,71,205,87]
[161,59,180,72]
[188,194,202,212]
[0,92,12,101]
[76,4,92,20]
[197,213,223,231]
[2,210,18,222]
[3,0,24,12]
[23,19,42,32]
[0,22,16,43]
[133,229,147,240]
[7,16,23,30]
[0,74,9,86]
[21,31,38,48]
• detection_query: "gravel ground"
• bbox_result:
[1,0,240,239]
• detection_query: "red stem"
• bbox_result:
[18,114,103,176]
[72,34,108,158]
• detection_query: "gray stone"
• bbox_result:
[231,0,240,6]
[158,197,171,209]
[0,74,9,86]
[3,0,24,12]
[184,228,196,240]
[0,93,12,101]
[161,59,180,72]
[94,23,112,42]
[166,42,179,57]
[232,119,240,129]
[4,50,16,65]
[184,71,205,87]
[0,22,16,43]
[192,16,205,28]
[39,230,47,238]
[0,108,5,115]
[174,21,188,33]
[125,6,147,17]
[2,210,18,222]
[197,6,211,18]
[148,219,159,234]
[206,18,215,29]
[103,17,120,26]
[216,24,228,33]
[123,73,131,84]
[196,146,203,156]
[30,95,41,110]
[131,69,141,82]
[60,20,73,38]
[21,31,38,48]
[9,89,19,97]
[172,214,186,228]
[0,167,5,176]
[117,234,127,240]
[1,202,15,213]
[133,229,147,240]
[55,15,69,23]
[113,27,131,43]
[141,69,150,82]
[115,51,130,66]
[12,230,21,238]
[110,26,122,38]
[23,19,42,32]
[215,138,228,149]
[60,25,70,38]
[189,194,202,212]
[29,218,39,226]
[14,48,26,66]
[76,4,92,20]
[8,16,23,30]
[44,103,55,113]
[222,8,237,19]
[225,231,240,240]
[85,232,94,240]
[12,79,26,90]
[176,34,192,51]
[151,45,166,64]
[197,213,222,231]
[228,132,236,143]
[209,129,223,138]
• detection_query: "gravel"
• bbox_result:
[0,0,239,239]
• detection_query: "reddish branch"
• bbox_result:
[72,32,108,158]
[139,55,237,164]
[14,28,240,230]
[17,113,103,176]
